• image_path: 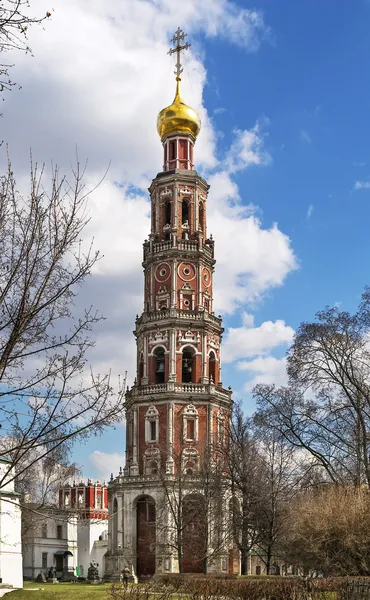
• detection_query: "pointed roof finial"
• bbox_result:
[157,28,200,140]
[168,27,190,80]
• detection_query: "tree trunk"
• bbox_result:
[240,549,248,575]
[178,547,183,574]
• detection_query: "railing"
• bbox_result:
[143,238,214,259]
[126,381,232,399]
[177,240,198,251]
[136,308,222,328]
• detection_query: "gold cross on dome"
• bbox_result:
[168,27,190,79]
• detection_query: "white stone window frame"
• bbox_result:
[179,288,195,310]
[145,405,159,444]
[183,403,199,443]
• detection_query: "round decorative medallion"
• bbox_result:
[203,267,211,287]
[155,262,171,282]
[178,262,195,282]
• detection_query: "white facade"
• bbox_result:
[77,521,108,578]
[0,459,23,588]
[22,509,77,580]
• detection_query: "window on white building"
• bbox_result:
[42,553,47,569]
[41,523,47,538]
[57,525,62,539]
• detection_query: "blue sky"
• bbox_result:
[2,0,370,481]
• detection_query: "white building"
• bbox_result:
[22,507,78,580]
[77,524,108,578]
[0,458,23,588]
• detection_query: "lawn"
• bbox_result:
[7,582,113,599]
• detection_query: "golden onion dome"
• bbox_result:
[157,77,201,140]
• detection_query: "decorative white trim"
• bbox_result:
[182,447,199,473]
[160,188,173,198]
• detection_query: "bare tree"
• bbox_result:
[284,485,370,576]
[0,1,51,94]
[253,432,302,574]
[254,289,370,488]
[0,156,126,490]
[225,404,265,575]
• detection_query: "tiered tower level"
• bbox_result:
[124,28,232,479]
[59,480,108,521]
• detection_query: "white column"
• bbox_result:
[202,333,207,383]
[142,335,148,385]
[208,404,213,448]
[171,259,177,308]
[131,408,139,475]
[150,264,154,310]
[156,191,160,234]
[169,328,176,380]
[197,263,202,308]
[173,184,178,247]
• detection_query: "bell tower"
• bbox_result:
[104,29,232,581]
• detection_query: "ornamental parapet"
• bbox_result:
[143,238,214,262]
[125,381,232,403]
[135,308,223,330]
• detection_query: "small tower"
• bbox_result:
[59,480,108,577]
[104,28,232,581]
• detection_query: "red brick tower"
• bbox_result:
[59,480,108,520]
[104,29,232,581]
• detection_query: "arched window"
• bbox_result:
[136,496,156,578]
[139,353,144,385]
[183,404,199,442]
[154,347,165,384]
[182,347,194,383]
[145,405,159,443]
[113,497,118,551]
[152,204,156,232]
[182,200,189,225]
[165,200,171,226]
[182,494,206,573]
[199,202,204,232]
[209,351,216,384]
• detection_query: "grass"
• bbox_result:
[7,581,113,599]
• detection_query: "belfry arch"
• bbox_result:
[136,496,156,578]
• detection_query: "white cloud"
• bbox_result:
[238,356,288,391]
[0,0,297,406]
[354,180,370,190]
[89,451,125,482]
[224,122,271,174]
[306,204,314,220]
[223,319,294,363]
